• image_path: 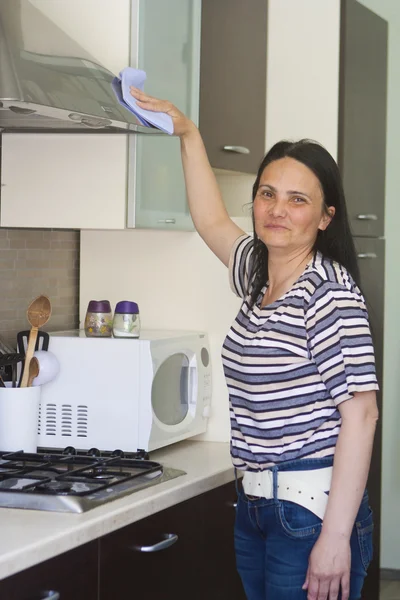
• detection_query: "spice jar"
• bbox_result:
[84,300,113,337]
[112,301,140,338]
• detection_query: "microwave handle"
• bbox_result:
[189,366,197,405]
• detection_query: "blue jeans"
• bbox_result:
[234,458,373,600]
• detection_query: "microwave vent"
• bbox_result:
[76,405,88,438]
[38,403,88,438]
[61,405,73,437]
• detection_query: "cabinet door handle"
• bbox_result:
[226,501,238,508]
[130,533,178,553]
[357,252,378,259]
[356,214,378,221]
[29,592,60,600]
[157,219,176,224]
[223,145,250,155]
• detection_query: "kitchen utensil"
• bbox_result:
[0,336,15,355]
[0,353,24,388]
[17,330,50,356]
[20,295,52,388]
[32,350,60,386]
[27,357,40,387]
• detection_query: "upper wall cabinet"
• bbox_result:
[199,0,387,239]
[199,0,268,175]
[199,0,341,174]
[0,0,200,230]
[128,0,200,230]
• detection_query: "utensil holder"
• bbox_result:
[0,384,40,452]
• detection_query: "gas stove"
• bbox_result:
[0,447,186,513]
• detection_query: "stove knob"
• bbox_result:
[63,446,77,456]
[111,449,125,458]
[88,447,101,457]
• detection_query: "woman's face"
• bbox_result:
[253,157,334,254]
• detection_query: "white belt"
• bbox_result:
[242,467,333,520]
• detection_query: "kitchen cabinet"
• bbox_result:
[0,540,98,600]
[100,480,245,600]
[0,481,244,600]
[0,0,200,231]
[199,0,388,244]
[338,0,387,239]
[199,0,341,175]
[199,0,268,175]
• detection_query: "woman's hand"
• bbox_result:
[129,87,196,138]
[302,532,351,600]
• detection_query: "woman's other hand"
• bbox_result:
[302,532,351,600]
[129,87,196,138]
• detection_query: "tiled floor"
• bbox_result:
[381,579,400,600]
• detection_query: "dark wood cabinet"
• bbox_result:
[0,540,98,600]
[99,481,245,600]
[338,0,387,238]
[199,0,268,174]
[0,482,245,600]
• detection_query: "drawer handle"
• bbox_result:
[30,592,60,600]
[223,145,250,155]
[131,533,178,553]
[356,214,378,221]
[357,253,377,259]
[157,218,176,224]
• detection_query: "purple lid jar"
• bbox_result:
[87,300,112,313]
[115,301,139,314]
[84,300,112,338]
[113,301,140,338]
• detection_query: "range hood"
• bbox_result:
[0,0,160,134]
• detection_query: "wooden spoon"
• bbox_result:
[27,357,40,388]
[20,295,51,388]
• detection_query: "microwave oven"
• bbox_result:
[38,330,212,453]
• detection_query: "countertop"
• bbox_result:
[0,440,235,581]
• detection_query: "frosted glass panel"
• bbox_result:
[128,0,200,229]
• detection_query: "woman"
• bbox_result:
[130,88,379,600]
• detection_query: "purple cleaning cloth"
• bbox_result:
[111,67,173,135]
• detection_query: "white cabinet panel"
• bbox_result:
[1,134,127,229]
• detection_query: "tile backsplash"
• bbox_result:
[0,228,80,349]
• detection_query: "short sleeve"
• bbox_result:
[228,234,254,299]
[306,282,379,406]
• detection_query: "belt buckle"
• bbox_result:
[260,469,274,499]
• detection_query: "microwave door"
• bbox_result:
[151,353,192,428]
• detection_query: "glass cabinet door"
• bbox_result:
[127,0,201,230]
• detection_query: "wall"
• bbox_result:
[356,0,400,572]
[0,229,79,349]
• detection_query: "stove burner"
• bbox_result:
[0,447,177,513]
[91,467,114,480]
[37,480,72,494]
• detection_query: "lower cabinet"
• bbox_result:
[99,480,245,600]
[0,540,98,600]
[0,481,245,600]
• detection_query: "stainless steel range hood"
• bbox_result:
[0,0,160,134]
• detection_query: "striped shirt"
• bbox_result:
[222,235,378,471]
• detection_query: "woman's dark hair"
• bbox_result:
[249,139,360,305]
